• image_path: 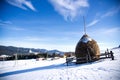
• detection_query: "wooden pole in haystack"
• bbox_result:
[83,16,86,34]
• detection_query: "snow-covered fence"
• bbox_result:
[66,57,76,66]
[66,51,114,66]
[99,51,114,60]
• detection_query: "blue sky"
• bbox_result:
[0,0,120,51]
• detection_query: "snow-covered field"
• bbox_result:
[0,48,120,80]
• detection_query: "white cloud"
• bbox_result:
[24,37,47,41]
[24,36,72,42]
[87,6,120,27]
[49,0,89,21]
[87,19,99,27]
[90,27,120,36]
[0,38,75,51]
[0,20,12,25]
[102,27,120,35]
[101,6,120,18]
[0,20,25,31]
[6,0,36,11]
[10,27,25,31]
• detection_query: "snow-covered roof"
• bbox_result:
[0,55,9,57]
[80,34,92,43]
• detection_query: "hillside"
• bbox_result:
[0,45,64,55]
[0,48,120,80]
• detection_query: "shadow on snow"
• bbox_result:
[0,59,105,77]
[0,63,66,77]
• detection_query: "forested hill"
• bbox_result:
[0,45,64,55]
[0,45,30,55]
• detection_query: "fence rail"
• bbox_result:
[66,51,114,65]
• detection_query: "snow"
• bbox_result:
[80,36,92,43]
[0,48,120,80]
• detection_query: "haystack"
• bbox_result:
[75,34,100,63]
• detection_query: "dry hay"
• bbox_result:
[75,34,100,61]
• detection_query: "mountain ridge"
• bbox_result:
[0,45,64,55]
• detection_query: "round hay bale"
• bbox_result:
[75,34,100,62]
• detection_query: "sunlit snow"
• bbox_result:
[0,48,120,80]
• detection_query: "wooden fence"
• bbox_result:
[66,51,114,65]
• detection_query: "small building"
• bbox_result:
[0,55,10,61]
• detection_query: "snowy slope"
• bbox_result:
[0,48,120,80]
